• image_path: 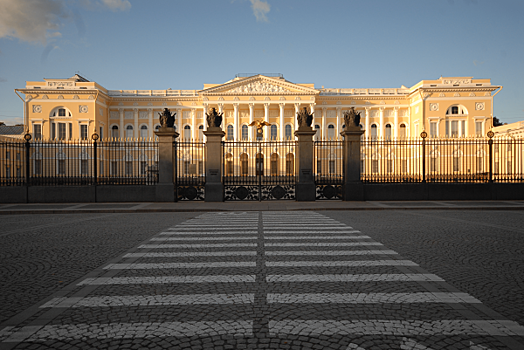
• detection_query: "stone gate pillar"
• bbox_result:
[204,126,225,202]
[341,126,365,201]
[154,127,179,202]
[294,125,317,201]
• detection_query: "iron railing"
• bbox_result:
[175,141,206,200]
[314,140,344,185]
[361,136,524,183]
[0,138,159,186]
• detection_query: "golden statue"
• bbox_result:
[248,120,271,130]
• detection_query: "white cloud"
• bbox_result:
[250,0,270,22]
[0,0,68,44]
[0,0,131,44]
[101,0,131,11]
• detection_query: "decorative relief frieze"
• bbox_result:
[485,92,491,96]
[47,81,74,87]
[33,105,42,113]
[139,111,148,119]
[110,111,119,119]
[133,102,138,106]
[442,78,471,85]
[475,102,485,111]
[79,105,88,113]
[429,103,439,111]
[42,95,48,99]
[454,93,461,97]
[469,93,476,97]
[125,111,133,119]
[162,102,167,106]
[119,102,124,106]
[227,81,291,93]
[58,95,64,99]
[147,102,153,106]
[73,95,79,100]
[439,93,446,97]
[88,95,95,100]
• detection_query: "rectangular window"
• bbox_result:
[429,122,437,138]
[68,123,72,140]
[140,161,147,175]
[461,120,466,137]
[125,161,133,175]
[476,156,483,173]
[58,160,65,175]
[34,124,42,140]
[34,160,42,175]
[58,108,66,117]
[81,160,88,175]
[111,161,118,175]
[80,125,88,140]
[371,160,379,173]
[453,156,460,172]
[58,123,66,140]
[451,121,459,137]
[430,157,437,172]
[51,123,56,139]
[99,127,104,139]
[475,121,482,137]
[329,160,335,174]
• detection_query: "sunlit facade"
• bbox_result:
[17,74,501,141]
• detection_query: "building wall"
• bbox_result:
[18,75,500,141]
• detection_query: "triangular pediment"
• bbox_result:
[200,75,318,95]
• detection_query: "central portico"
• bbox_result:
[199,74,319,141]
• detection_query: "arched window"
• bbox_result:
[446,105,468,115]
[271,153,279,175]
[50,107,72,118]
[225,153,233,176]
[385,124,392,139]
[126,125,133,139]
[270,125,278,140]
[198,125,204,140]
[256,153,264,176]
[227,125,234,141]
[314,124,321,141]
[184,125,191,140]
[285,125,292,140]
[370,124,378,139]
[240,153,248,175]
[286,153,294,175]
[453,150,461,172]
[241,125,248,140]
[111,125,119,139]
[140,125,148,139]
[399,124,407,138]
[327,124,335,139]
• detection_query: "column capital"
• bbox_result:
[294,103,300,109]
[119,108,124,112]
[249,103,254,108]
[264,103,270,108]
[203,103,208,107]
[279,103,285,108]
[233,103,239,108]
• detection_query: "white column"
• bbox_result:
[365,107,370,138]
[248,103,254,140]
[379,108,384,138]
[279,103,285,140]
[393,107,399,139]
[218,103,223,114]
[294,103,300,132]
[191,109,196,140]
[336,107,341,140]
[176,108,182,135]
[233,103,239,141]
[322,108,327,141]
[264,103,269,140]
[203,104,208,131]
[148,108,153,139]
[134,108,139,139]
[119,108,124,139]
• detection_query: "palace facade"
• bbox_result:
[16,73,501,141]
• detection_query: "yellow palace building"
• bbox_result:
[16,73,501,141]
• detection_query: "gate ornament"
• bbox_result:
[158,108,176,128]
[297,107,313,127]
[343,107,361,128]
[206,107,223,128]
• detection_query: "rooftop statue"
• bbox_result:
[158,108,176,128]
[206,107,223,128]
[297,107,313,128]
[343,107,361,128]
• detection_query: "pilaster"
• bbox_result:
[203,127,226,202]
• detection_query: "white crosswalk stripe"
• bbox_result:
[4,210,523,349]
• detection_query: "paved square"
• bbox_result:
[1,211,523,349]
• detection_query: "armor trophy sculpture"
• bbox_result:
[343,107,361,130]
[297,106,313,128]
[206,107,223,128]
[158,108,176,128]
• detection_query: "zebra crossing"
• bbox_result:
[1,211,523,349]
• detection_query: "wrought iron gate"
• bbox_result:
[175,141,205,200]
[314,140,344,200]
[223,141,296,201]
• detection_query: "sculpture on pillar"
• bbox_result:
[249,120,271,140]
[158,108,176,128]
[206,107,223,128]
[297,107,313,128]
[343,107,361,128]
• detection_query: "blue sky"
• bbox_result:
[1,0,523,125]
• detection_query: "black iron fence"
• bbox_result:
[314,140,344,199]
[175,141,205,200]
[222,140,296,200]
[0,138,159,186]
[361,136,524,183]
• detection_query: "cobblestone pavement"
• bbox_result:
[1,211,523,349]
